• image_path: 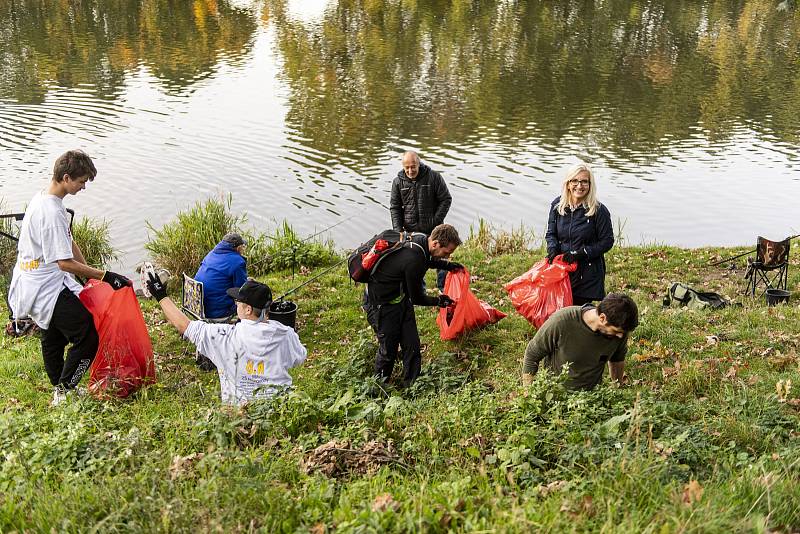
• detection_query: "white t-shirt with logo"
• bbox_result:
[183,318,308,405]
[8,191,83,329]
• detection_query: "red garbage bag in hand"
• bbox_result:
[436,268,506,340]
[503,256,577,328]
[79,279,157,398]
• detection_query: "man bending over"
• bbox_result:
[522,293,639,390]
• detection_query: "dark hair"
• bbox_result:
[430,224,462,248]
[598,293,639,331]
[52,150,97,183]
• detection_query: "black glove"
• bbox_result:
[146,272,168,302]
[546,250,557,264]
[562,249,588,264]
[437,294,455,308]
[102,270,132,290]
[444,261,464,272]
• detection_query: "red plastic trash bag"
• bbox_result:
[79,279,156,398]
[503,256,577,328]
[436,268,506,340]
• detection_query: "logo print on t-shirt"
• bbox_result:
[245,359,265,375]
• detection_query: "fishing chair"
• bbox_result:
[743,236,790,297]
[181,273,236,371]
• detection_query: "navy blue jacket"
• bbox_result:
[194,241,248,319]
[545,197,614,300]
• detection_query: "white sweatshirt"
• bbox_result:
[183,318,307,405]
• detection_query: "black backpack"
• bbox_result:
[347,231,424,283]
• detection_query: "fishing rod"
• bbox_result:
[284,215,356,279]
[299,215,356,243]
[707,233,800,267]
[275,256,349,301]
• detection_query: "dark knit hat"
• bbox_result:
[222,233,246,247]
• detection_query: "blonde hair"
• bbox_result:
[556,162,599,216]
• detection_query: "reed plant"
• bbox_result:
[71,217,117,269]
[260,220,338,274]
[465,218,534,256]
[145,196,339,280]
[145,195,247,279]
[0,200,18,277]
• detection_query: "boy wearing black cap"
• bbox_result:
[145,274,307,405]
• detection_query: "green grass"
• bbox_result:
[1,236,799,532]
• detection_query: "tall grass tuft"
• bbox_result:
[258,220,338,274]
[465,218,533,256]
[0,202,17,277]
[72,217,118,269]
[145,195,247,278]
[145,196,339,279]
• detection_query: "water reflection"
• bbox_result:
[0,0,257,103]
[268,0,800,169]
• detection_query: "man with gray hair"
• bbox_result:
[390,151,453,290]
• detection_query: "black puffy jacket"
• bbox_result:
[390,163,452,235]
[545,197,614,300]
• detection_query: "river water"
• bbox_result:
[1,0,799,273]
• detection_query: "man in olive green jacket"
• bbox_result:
[522,293,639,390]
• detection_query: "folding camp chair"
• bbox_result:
[181,273,236,370]
[743,236,790,297]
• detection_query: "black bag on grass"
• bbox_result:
[663,282,729,310]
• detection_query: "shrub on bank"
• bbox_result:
[145,196,339,280]
[0,200,18,277]
[145,196,245,279]
[72,217,117,270]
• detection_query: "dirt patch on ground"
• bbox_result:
[301,439,406,478]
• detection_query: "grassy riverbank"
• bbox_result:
[1,240,799,532]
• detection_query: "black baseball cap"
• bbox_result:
[226,279,272,309]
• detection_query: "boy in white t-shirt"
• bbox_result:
[145,273,307,405]
[8,150,132,404]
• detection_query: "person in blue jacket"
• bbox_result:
[195,233,248,320]
[545,163,614,306]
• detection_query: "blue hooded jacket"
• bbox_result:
[194,240,248,319]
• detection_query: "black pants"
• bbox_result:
[364,297,421,387]
[40,288,98,389]
[572,296,596,306]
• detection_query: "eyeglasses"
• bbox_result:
[569,179,590,187]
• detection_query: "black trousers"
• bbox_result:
[572,296,596,306]
[40,288,98,389]
[364,297,421,387]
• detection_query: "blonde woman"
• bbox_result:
[545,163,614,306]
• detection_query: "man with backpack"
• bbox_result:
[390,151,453,290]
[360,224,463,388]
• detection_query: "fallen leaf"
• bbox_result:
[371,493,398,512]
[682,480,704,505]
